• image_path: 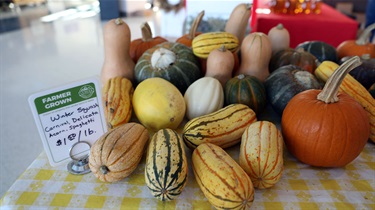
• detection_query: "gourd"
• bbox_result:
[315,59,375,143]
[205,45,234,87]
[236,32,272,82]
[184,77,224,120]
[282,56,370,167]
[102,76,133,130]
[89,123,149,182]
[336,23,375,59]
[192,32,239,59]
[340,54,375,89]
[296,40,338,63]
[239,121,284,189]
[182,104,257,149]
[269,48,318,73]
[134,42,201,93]
[224,3,252,45]
[129,22,167,63]
[264,65,321,115]
[176,10,204,47]
[192,143,254,209]
[132,77,186,131]
[224,74,267,114]
[145,129,188,201]
[267,23,290,55]
[100,18,135,85]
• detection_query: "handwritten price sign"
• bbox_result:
[29,78,107,167]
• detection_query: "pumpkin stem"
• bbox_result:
[100,165,110,175]
[141,22,153,42]
[115,18,124,25]
[237,74,245,80]
[362,54,370,60]
[188,10,205,39]
[218,45,227,52]
[317,56,361,103]
[356,23,375,45]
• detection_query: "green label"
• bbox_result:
[34,83,97,114]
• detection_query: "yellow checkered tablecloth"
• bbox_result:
[1,139,374,209]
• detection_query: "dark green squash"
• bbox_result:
[224,74,267,114]
[264,65,322,115]
[296,41,338,63]
[370,84,375,98]
[269,48,318,73]
[134,42,201,93]
[340,55,375,90]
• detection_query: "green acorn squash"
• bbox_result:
[269,48,318,73]
[134,42,201,93]
[296,41,338,63]
[224,74,267,114]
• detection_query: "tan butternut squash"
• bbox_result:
[224,3,252,45]
[205,45,234,87]
[100,18,135,85]
[236,32,273,82]
[267,23,290,55]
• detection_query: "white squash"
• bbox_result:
[184,77,224,120]
[268,23,290,55]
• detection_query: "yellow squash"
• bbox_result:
[192,32,239,59]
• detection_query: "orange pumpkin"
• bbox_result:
[176,10,204,47]
[281,56,370,167]
[336,23,375,59]
[129,22,167,63]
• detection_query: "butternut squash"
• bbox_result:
[205,45,234,87]
[267,23,290,55]
[224,3,252,45]
[236,32,272,82]
[100,18,135,85]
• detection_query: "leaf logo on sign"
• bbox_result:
[78,85,95,99]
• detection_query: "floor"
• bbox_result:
[0,2,155,198]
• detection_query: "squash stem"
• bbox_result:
[115,18,124,25]
[356,23,375,45]
[188,10,205,39]
[100,165,110,175]
[141,22,153,42]
[317,56,361,103]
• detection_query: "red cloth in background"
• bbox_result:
[251,0,359,48]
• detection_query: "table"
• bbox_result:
[1,113,374,209]
[251,0,359,48]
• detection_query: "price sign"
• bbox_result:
[29,78,107,167]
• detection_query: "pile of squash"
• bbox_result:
[88,4,374,209]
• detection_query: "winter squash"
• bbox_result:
[236,32,272,82]
[205,45,234,87]
[239,121,284,189]
[340,54,375,89]
[282,56,370,167]
[183,104,257,149]
[129,22,167,63]
[192,143,254,209]
[184,77,224,120]
[267,23,290,55]
[132,77,186,131]
[89,123,149,182]
[224,74,267,114]
[264,65,321,115]
[337,23,375,59]
[100,18,135,85]
[315,59,375,143]
[269,48,318,73]
[176,10,204,47]
[296,41,338,63]
[145,129,188,201]
[102,76,133,130]
[224,3,252,45]
[134,42,201,93]
[192,32,239,59]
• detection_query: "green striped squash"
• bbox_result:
[296,41,338,63]
[192,143,254,209]
[183,104,257,149]
[134,42,201,93]
[145,128,188,201]
[224,74,267,114]
[192,32,239,59]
